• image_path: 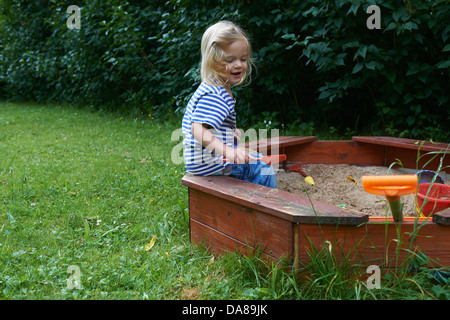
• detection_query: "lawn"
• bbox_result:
[1,102,448,300]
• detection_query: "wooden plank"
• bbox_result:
[298,223,386,266]
[298,220,450,267]
[385,146,450,174]
[353,136,450,174]
[353,136,450,152]
[432,209,450,225]
[182,175,368,225]
[190,219,275,260]
[243,136,317,155]
[281,140,386,166]
[189,188,293,258]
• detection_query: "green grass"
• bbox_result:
[1,102,449,300]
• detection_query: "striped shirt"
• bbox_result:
[182,81,236,175]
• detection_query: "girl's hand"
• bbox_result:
[225,146,257,164]
[191,123,257,164]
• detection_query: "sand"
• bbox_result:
[275,164,448,217]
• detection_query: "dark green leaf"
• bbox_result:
[352,63,364,74]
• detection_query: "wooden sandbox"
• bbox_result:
[181,136,450,268]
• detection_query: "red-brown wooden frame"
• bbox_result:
[182,136,450,268]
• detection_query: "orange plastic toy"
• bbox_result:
[362,175,418,222]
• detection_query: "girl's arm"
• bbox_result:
[191,122,255,164]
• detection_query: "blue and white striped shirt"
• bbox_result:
[182,81,236,176]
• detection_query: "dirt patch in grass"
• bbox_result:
[276,164,437,217]
[181,287,202,300]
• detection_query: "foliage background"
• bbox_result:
[0,0,449,141]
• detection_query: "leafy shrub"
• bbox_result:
[0,0,448,141]
[284,0,450,140]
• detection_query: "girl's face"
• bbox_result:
[221,38,248,86]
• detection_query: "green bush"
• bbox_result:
[284,0,450,140]
[0,0,449,141]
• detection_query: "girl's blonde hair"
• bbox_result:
[200,21,253,87]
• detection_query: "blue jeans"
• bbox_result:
[229,153,277,189]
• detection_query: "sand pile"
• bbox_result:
[275,164,444,217]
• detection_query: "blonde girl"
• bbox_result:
[182,21,277,188]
